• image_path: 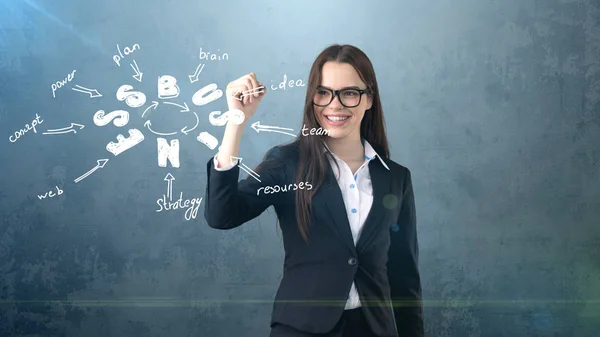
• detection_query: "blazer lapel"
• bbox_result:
[320,157,392,255]
[321,161,357,255]
[356,159,392,252]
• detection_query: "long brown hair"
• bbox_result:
[275,44,390,243]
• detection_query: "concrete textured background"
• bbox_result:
[0,0,599,336]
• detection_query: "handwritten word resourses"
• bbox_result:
[257,182,313,195]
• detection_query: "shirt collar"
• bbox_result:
[322,138,390,171]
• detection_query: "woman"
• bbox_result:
[204,44,424,337]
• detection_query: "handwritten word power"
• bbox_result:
[301,124,330,136]
[9,113,43,143]
[257,182,313,195]
[270,74,306,91]
[209,109,245,126]
[199,47,228,61]
[51,70,76,98]
[113,43,140,66]
[156,194,203,221]
[37,186,64,200]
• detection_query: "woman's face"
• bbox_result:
[313,61,372,141]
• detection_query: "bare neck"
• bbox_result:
[325,135,364,162]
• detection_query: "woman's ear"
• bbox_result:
[366,95,373,111]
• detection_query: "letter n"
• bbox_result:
[157,138,180,168]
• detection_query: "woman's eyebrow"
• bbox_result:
[318,85,362,90]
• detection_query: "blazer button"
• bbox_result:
[348,257,357,265]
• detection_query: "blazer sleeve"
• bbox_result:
[387,167,424,337]
[204,147,285,230]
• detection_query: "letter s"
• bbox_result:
[116,85,147,108]
[94,110,130,127]
[305,182,313,190]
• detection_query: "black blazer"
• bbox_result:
[204,142,424,337]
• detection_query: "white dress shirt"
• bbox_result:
[213,139,390,310]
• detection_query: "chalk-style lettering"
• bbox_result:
[256,182,313,195]
[157,138,180,168]
[37,185,64,199]
[113,43,140,66]
[270,74,306,91]
[9,113,44,143]
[301,124,330,136]
[93,110,129,127]
[199,47,229,61]
[51,70,76,98]
[116,85,146,108]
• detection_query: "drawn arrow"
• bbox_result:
[230,156,261,182]
[143,120,177,136]
[164,101,189,112]
[164,173,175,201]
[42,123,85,135]
[72,85,102,98]
[181,111,199,135]
[130,60,143,82]
[188,63,205,84]
[142,101,159,118]
[74,159,109,183]
[251,121,296,137]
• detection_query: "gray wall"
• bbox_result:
[1,0,599,336]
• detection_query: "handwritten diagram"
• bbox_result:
[10,42,305,221]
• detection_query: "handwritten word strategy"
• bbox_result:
[256,181,313,196]
[156,193,202,221]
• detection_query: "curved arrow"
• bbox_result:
[181,111,199,135]
[164,101,189,112]
[142,101,159,118]
[143,120,177,136]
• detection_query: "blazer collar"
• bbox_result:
[322,138,390,171]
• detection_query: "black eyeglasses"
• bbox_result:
[312,86,370,108]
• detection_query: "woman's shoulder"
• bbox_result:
[264,141,299,162]
[380,156,412,177]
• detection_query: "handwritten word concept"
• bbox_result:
[199,47,228,61]
[301,124,330,136]
[51,70,76,98]
[38,186,64,199]
[156,194,202,221]
[257,182,313,195]
[113,43,140,66]
[9,113,43,143]
[270,74,305,91]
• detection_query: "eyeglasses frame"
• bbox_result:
[312,86,372,108]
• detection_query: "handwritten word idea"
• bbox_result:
[270,74,305,91]
[199,47,228,61]
[113,43,140,66]
[38,186,64,199]
[301,124,330,136]
[257,182,313,196]
[156,193,202,220]
[9,113,43,143]
[51,70,76,98]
